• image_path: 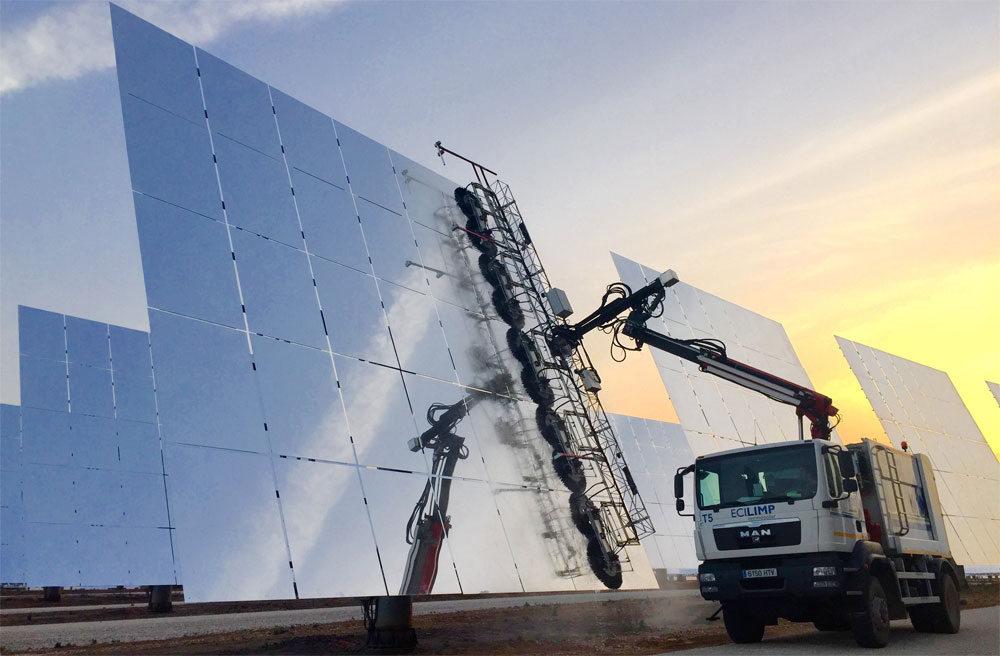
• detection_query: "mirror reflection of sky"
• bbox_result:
[1,5,661,598]
[614,253,845,450]
[836,336,1000,567]
[2,1,997,456]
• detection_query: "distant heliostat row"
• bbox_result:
[1,309,172,588]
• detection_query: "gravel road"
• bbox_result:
[1,589,701,651]
[676,606,1000,655]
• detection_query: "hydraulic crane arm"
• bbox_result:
[399,390,483,596]
[549,271,838,440]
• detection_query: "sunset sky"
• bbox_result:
[2,1,997,455]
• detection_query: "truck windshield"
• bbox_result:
[696,443,817,510]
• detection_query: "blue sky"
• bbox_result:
[1,1,997,447]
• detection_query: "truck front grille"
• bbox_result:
[740,577,785,591]
[713,519,801,550]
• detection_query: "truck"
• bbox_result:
[675,436,960,648]
[553,269,962,648]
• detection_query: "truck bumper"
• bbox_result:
[698,552,851,603]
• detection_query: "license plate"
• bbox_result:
[743,568,778,579]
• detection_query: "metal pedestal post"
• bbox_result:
[148,585,173,612]
[363,596,416,651]
[42,586,62,602]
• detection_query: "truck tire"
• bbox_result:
[851,577,890,648]
[722,603,765,644]
[909,573,960,634]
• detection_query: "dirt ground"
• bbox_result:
[3,581,996,655]
[0,587,637,627]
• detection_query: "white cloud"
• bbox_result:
[0,1,339,95]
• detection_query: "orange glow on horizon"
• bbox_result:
[593,258,1000,461]
[583,70,999,462]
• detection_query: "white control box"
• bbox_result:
[547,288,573,318]
[579,369,601,392]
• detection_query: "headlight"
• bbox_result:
[813,566,837,577]
[813,580,839,588]
[699,572,716,582]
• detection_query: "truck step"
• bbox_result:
[896,572,936,580]
[902,595,940,605]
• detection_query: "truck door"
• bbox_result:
[821,450,864,548]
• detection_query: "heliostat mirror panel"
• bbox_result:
[105,5,656,599]
[606,414,699,574]
[611,253,841,456]
[836,337,999,566]
[11,306,175,588]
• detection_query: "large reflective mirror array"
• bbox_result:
[606,414,698,574]
[110,6,655,600]
[836,337,1000,567]
[6,307,175,587]
[1,403,25,584]
[611,253,842,458]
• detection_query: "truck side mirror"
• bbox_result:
[843,478,859,493]
[837,451,857,478]
[674,465,694,517]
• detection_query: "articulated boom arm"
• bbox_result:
[620,319,837,440]
[551,271,837,440]
[399,393,479,595]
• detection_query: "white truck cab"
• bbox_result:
[675,438,962,648]
[690,440,867,562]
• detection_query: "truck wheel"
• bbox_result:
[851,577,890,648]
[909,573,960,634]
[722,603,765,644]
